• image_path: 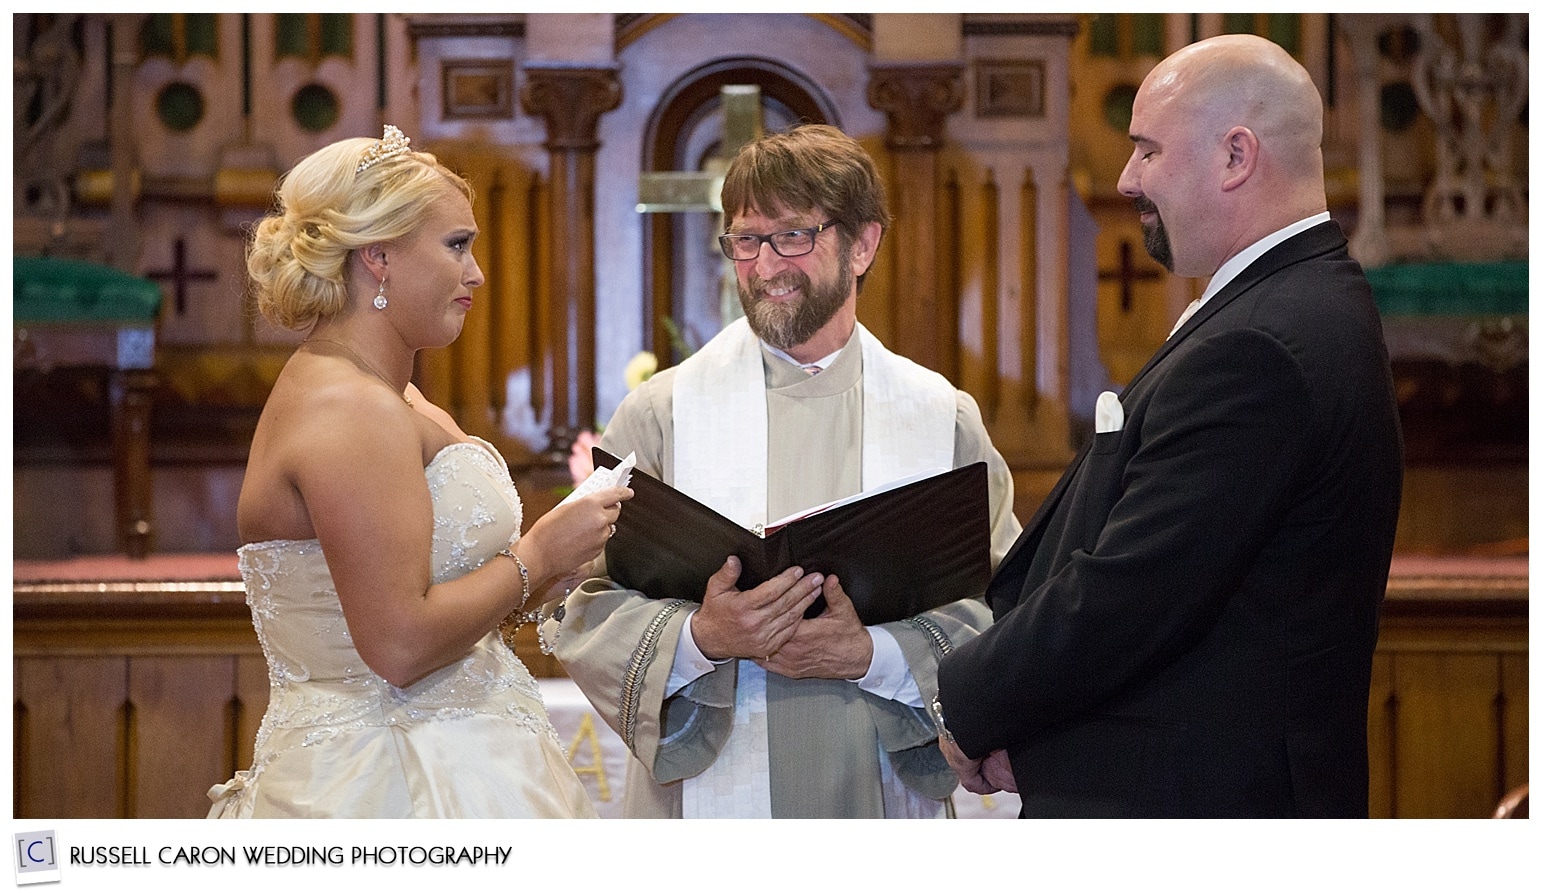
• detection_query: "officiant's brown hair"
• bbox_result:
[720,123,891,288]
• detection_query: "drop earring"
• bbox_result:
[373,278,388,310]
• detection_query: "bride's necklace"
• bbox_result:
[302,338,414,407]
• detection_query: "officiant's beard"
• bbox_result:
[1134,196,1174,271]
[738,246,854,352]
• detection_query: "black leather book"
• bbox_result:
[595,448,991,626]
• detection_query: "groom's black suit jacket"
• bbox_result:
[938,221,1404,817]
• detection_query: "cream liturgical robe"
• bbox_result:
[551,320,1020,818]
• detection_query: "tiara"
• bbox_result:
[356,125,412,174]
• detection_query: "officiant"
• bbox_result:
[548,124,1020,818]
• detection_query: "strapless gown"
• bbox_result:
[208,438,595,818]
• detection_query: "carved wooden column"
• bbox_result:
[519,64,621,456]
[867,63,964,378]
[108,14,143,272]
[1336,15,1394,268]
[111,367,157,558]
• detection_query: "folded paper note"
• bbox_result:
[560,450,636,506]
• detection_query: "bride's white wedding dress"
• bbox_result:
[208,439,594,818]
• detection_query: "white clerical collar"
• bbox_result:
[762,341,844,374]
[1198,212,1331,305]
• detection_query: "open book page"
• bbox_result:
[761,466,949,535]
[559,450,636,506]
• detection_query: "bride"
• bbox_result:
[208,126,629,818]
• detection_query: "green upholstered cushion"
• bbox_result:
[1365,261,1528,316]
[13,256,162,323]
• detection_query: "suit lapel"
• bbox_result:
[994,438,1092,575]
[1121,221,1346,395]
[993,221,1348,600]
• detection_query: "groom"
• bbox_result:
[933,34,1404,817]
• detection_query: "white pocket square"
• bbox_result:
[1095,391,1124,434]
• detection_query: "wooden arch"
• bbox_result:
[641,58,835,366]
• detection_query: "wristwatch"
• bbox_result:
[928,694,955,744]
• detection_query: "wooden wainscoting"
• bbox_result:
[13,556,1527,819]
[12,574,561,820]
[13,578,263,818]
[1369,556,1529,818]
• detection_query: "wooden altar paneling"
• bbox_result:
[127,656,233,818]
[13,656,127,818]
[1367,557,1529,818]
[13,579,264,819]
[1501,654,1528,801]
[234,654,269,773]
[13,557,1527,819]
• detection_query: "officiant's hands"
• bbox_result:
[755,576,873,681]
[692,557,824,662]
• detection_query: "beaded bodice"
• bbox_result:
[235,439,553,755]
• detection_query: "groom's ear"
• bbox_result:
[1220,126,1259,192]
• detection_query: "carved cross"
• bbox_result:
[146,238,218,316]
[636,85,763,214]
[1098,239,1161,313]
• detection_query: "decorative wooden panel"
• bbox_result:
[13,557,1526,818]
[1500,653,1528,800]
[979,170,1001,419]
[1387,653,1503,818]
[13,580,257,820]
[14,656,128,818]
[127,656,233,818]
[1019,167,1039,413]
[1368,557,1529,818]
[234,654,270,773]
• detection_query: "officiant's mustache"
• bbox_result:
[749,271,807,300]
[740,262,849,351]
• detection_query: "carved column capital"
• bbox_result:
[519,64,623,151]
[867,63,965,150]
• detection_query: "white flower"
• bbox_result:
[624,351,658,390]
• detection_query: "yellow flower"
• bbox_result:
[624,351,658,390]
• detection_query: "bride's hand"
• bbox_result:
[549,565,593,601]
[517,485,630,598]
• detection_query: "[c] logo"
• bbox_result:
[12,831,60,886]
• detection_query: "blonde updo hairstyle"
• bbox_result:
[247,133,473,331]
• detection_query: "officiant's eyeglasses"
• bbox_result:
[718,220,839,261]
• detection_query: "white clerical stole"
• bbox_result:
[671,317,954,817]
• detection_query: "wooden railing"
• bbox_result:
[13,556,1527,818]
